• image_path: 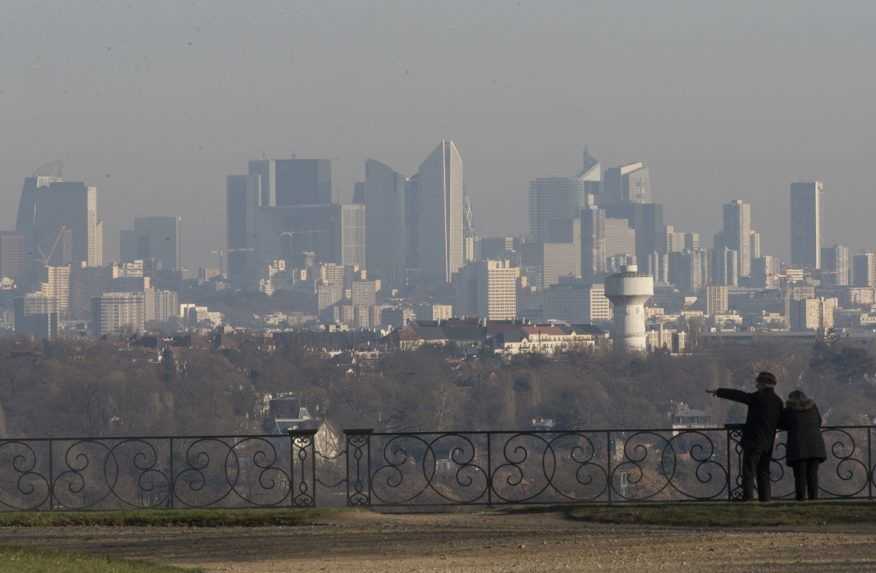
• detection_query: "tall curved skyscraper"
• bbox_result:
[412,140,464,284]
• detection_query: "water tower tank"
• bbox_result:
[604,265,654,352]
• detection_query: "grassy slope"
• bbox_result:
[566,502,876,527]
[0,547,200,573]
[0,507,347,528]
[2,503,876,529]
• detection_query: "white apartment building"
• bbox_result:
[454,259,519,321]
[91,292,145,336]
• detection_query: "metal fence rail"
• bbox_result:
[0,426,871,511]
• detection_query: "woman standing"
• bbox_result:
[780,390,827,501]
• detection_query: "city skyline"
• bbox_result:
[3,2,876,267]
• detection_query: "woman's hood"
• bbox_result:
[786,397,817,411]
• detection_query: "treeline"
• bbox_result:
[0,333,874,437]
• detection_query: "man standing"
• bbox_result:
[707,371,784,502]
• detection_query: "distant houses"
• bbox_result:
[392,318,608,356]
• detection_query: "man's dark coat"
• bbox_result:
[716,387,784,451]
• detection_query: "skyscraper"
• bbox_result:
[254,203,364,268]
[576,148,602,197]
[413,140,464,284]
[580,206,607,281]
[248,158,333,206]
[752,256,780,289]
[121,217,182,271]
[339,204,366,268]
[603,218,637,260]
[364,159,407,287]
[16,178,102,273]
[0,231,25,284]
[226,174,261,288]
[821,244,850,286]
[721,200,752,277]
[604,202,664,272]
[853,252,876,288]
[529,177,586,243]
[40,265,71,318]
[790,181,824,269]
[602,162,651,204]
[669,249,706,293]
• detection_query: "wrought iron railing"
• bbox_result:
[0,426,871,511]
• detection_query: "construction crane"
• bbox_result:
[37,225,69,266]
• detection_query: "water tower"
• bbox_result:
[604,265,654,352]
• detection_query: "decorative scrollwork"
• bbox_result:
[174,437,290,508]
[0,440,51,510]
[1,426,874,512]
[819,428,868,498]
[370,433,489,505]
[490,432,608,504]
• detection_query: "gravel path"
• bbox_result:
[3,511,876,572]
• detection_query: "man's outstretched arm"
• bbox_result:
[707,388,752,405]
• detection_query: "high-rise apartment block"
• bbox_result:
[144,288,179,323]
[91,292,146,336]
[705,285,729,316]
[454,259,519,320]
[40,265,71,318]
[790,297,837,331]
[790,181,824,269]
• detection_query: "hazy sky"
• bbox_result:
[2,1,875,268]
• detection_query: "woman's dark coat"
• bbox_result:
[780,398,827,466]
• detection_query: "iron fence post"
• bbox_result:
[289,429,318,507]
[726,428,732,502]
[168,438,175,509]
[47,439,54,511]
[869,427,873,501]
[606,432,613,504]
[486,432,493,506]
[289,429,296,507]
[344,429,372,506]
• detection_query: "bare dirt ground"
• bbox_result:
[3,510,876,572]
